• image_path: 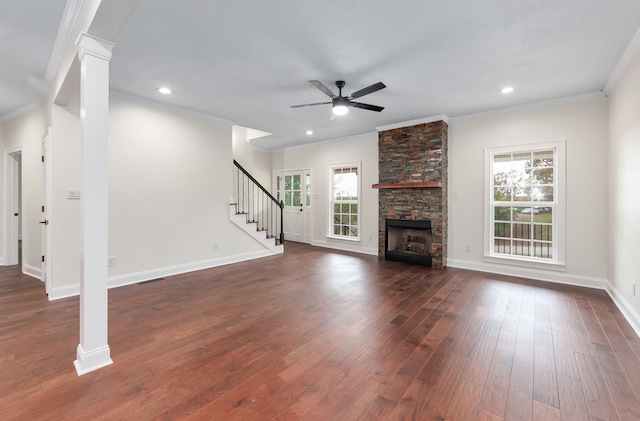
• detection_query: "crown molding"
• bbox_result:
[604,25,640,94]
[76,32,114,62]
[450,91,606,123]
[375,114,450,132]
[109,90,235,126]
[45,0,84,82]
[0,103,41,123]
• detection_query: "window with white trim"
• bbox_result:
[485,141,565,267]
[329,164,360,240]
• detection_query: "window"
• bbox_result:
[329,164,360,240]
[305,173,311,206]
[485,141,565,268]
[283,174,301,206]
[281,171,310,207]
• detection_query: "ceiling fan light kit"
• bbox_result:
[291,80,386,116]
[332,97,349,115]
[333,106,349,115]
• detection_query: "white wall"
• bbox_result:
[232,126,252,169]
[0,109,46,277]
[277,132,379,255]
[608,46,640,320]
[232,125,272,189]
[45,96,271,298]
[49,105,82,290]
[252,149,273,191]
[448,97,609,286]
[107,97,267,282]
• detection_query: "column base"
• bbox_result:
[74,344,112,375]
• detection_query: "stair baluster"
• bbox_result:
[233,160,284,245]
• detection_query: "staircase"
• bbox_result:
[230,160,284,254]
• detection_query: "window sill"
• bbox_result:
[484,254,566,272]
[326,235,361,243]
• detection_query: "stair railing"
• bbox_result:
[233,160,284,245]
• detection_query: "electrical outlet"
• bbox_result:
[212,243,218,251]
[465,244,471,253]
[107,256,115,267]
[634,283,636,296]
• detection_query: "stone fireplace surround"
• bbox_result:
[374,118,448,268]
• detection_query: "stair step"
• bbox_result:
[229,203,283,254]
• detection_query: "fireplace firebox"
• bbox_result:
[385,219,432,266]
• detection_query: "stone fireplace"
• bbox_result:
[374,118,448,268]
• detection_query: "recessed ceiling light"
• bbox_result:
[158,87,172,94]
[501,86,514,94]
[306,130,313,135]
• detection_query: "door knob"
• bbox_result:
[39,220,49,225]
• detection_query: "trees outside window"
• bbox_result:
[486,141,565,267]
[329,165,360,240]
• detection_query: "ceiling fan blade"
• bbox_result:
[309,80,336,98]
[349,101,385,112]
[290,101,332,108]
[349,82,386,100]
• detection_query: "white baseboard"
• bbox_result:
[47,249,275,300]
[108,249,274,289]
[311,239,378,256]
[447,258,608,289]
[606,284,640,339]
[74,344,112,376]
[23,264,42,280]
[49,284,80,300]
[448,257,640,339]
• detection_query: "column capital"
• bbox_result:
[76,32,114,62]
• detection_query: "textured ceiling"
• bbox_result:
[3,1,640,150]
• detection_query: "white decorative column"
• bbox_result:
[74,32,114,375]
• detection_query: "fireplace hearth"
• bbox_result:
[385,219,432,266]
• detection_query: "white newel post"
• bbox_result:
[74,33,114,375]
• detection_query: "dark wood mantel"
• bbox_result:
[372,182,443,189]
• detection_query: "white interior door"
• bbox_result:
[282,170,311,243]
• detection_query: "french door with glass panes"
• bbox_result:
[281,170,311,243]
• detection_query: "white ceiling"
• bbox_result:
[2,1,640,150]
[0,0,67,116]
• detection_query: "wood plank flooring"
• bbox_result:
[2,242,640,420]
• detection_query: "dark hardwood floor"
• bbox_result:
[2,242,640,420]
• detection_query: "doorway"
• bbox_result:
[279,169,311,243]
[4,149,23,267]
